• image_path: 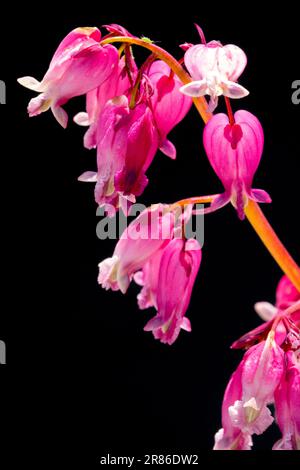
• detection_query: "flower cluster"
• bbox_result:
[214,275,300,450]
[18,22,299,450]
[18,26,191,214]
[98,204,201,345]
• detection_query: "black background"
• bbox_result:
[1,0,299,466]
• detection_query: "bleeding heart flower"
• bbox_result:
[78,95,159,214]
[214,332,284,449]
[180,35,248,111]
[98,203,201,344]
[98,204,174,293]
[147,60,192,159]
[18,27,118,128]
[214,358,253,450]
[114,100,159,198]
[142,237,201,345]
[74,55,136,149]
[203,110,271,219]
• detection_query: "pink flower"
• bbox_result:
[147,60,192,159]
[214,359,253,450]
[252,275,300,333]
[142,238,201,345]
[273,351,300,450]
[74,55,135,149]
[203,110,271,219]
[79,95,159,214]
[231,275,300,352]
[214,332,284,449]
[180,39,248,111]
[98,204,201,344]
[18,27,118,128]
[79,96,130,214]
[98,204,174,293]
[114,101,159,198]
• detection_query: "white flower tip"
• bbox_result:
[78,171,98,183]
[179,80,207,97]
[74,112,90,126]
[254,302,278,321]
[17,76,44,92]
[223,81,249,99]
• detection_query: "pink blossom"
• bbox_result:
[232,275,300,350]
[78,96,130,214]
[98,204,174,293]
[142,238,201,345]
[203,110,271,219]
[18,27,118,128]
[74,55,135,149]
[79,95,159,214]
[98,204,201,344]
[214,359,253,450]
[214,332,284,449]
[273,351,300,450]
[114,101,159,198]
[180,38,248,111]
[147,60,192,159]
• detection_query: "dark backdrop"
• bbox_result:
[1,1,299,466]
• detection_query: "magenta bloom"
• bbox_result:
[214,332,284,449]
[79,95,159,214]
[273,351,300,450]
[79,96,131,214]
[98,204,201,344]
[18,27,118,128]
[180,39,248,111]
[98,204,174,293]
[203,110,271,219]
[74,55,135,149]
[142,238,201,345]
[214,359,253,450]
[114,101,159,198]
[147,60,192,159]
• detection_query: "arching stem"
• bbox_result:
[100,36,212,123]
[101,35,300,292]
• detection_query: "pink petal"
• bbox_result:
[159,139,176,159]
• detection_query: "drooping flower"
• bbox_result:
[79,95,159,214]
[214,358,253,450]
[142,237,201,345]
[18,27,118,128]
[203,110,271,219]
[74,55,134,149]
[273,350,300,450]
[147,60,192,159]
[180,31,248,111]
[78,96,131,214]
[113,100,159,198]
[231,275,300,352]
[214,331,284,449]
[98,204,174,293]
[98,204,201,344]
